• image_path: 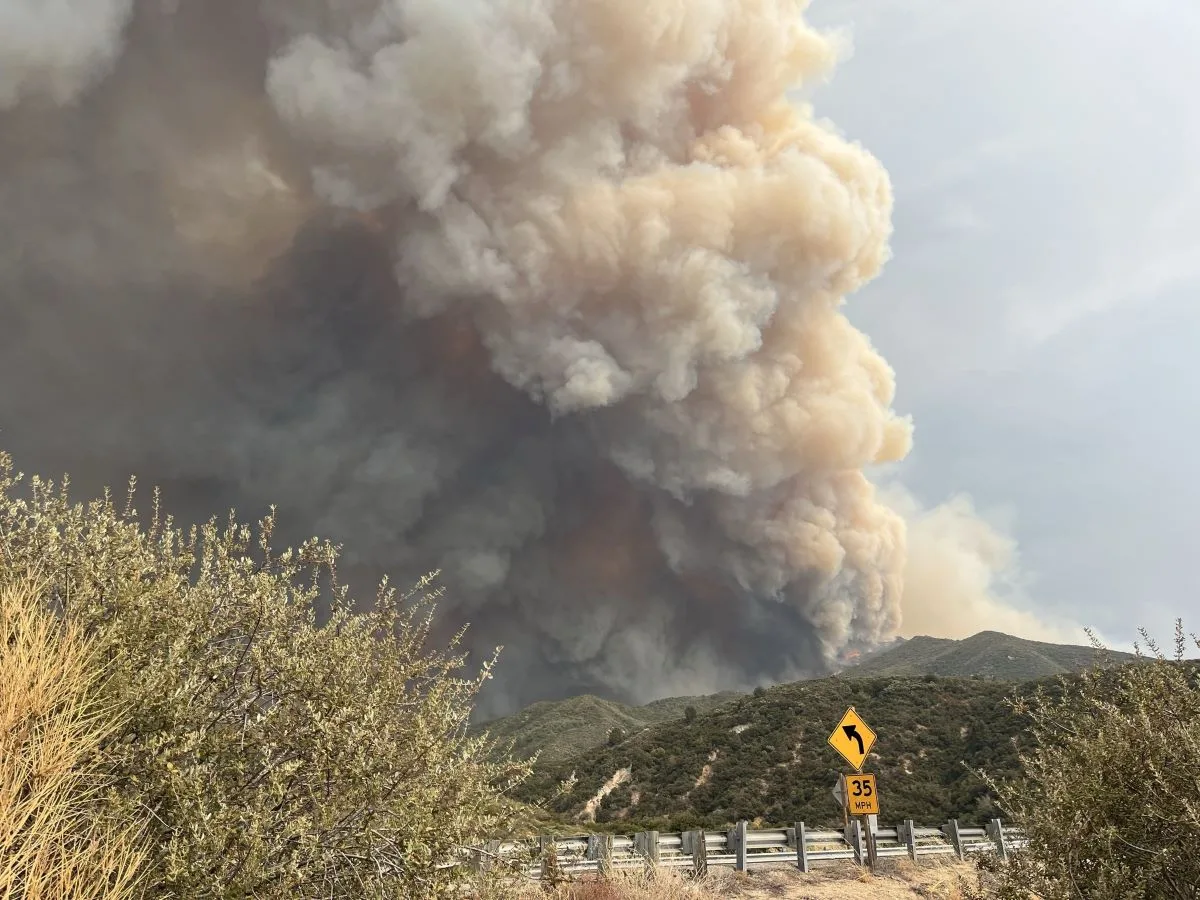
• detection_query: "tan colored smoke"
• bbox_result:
[885,486,1084,643]
[263,0,914,655]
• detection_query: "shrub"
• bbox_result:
[0,577,146,899]
[607,727,625,747]
[0,451,530,899]
[982,623,1200,899]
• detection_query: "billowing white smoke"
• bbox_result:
[0,0,1071,714]
[0,0,134,108]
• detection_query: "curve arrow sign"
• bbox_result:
[827,707,877,771]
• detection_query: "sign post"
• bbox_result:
[827,707,880,872]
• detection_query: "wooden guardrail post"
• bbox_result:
[593,833,613,876]
[987,818,1008,859]
[946,819,965,860]
[863,816,878,871]
[477,840,501,874]
[539,837,564,885]
[634,830,660,870]
[730,820,748,872]
[794,821,809,872]
[900,820,917,861]
[690,829,708,876]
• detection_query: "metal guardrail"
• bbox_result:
[469,817,1026,878]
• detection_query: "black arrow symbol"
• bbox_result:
[843,724,864,755]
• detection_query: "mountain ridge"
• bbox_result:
[479,630,1130,766]
[840,629,1132,680]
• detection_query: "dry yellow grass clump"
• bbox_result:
[0,577,145,899]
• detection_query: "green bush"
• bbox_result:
[982,624,1200,899]
[0,451,530,899]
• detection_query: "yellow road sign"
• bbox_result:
[845,773,879,816]
[827,706,877,771]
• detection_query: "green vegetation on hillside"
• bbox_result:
[477,692,744,764]
[517,674,1042,833]
[489,632,1130,774]
[845,631,1133,680]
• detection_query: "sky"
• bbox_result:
[801,0,1200,647]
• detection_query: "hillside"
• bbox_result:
[477,691,744,764]
[488,631,1128,766]
[845,630,1134,680]
[516,674,1048,832]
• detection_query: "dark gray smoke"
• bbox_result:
[2,0,1040,717]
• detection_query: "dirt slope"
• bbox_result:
[513,860,984,899]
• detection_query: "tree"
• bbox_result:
[981,623,1200,899]
[0,451,530,899]
[684,705,697,724]
[607,727,625,746]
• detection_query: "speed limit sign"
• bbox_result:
[845,773,879,816]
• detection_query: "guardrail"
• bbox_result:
[471,817,1026,878]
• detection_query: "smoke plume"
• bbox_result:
[0,0,1053,716]
[885,487,1084,644]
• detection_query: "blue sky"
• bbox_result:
[802,0,1200,646]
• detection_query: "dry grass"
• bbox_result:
[511,868,746,900]
[0,577,146,899]
[507,859,984,900]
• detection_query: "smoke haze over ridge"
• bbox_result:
[0,0,1076,715]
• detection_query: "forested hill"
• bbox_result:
[515,674,1048,833]
[480,630,1129,766]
